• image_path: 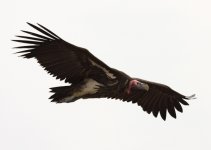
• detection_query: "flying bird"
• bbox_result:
[13,23,195,120]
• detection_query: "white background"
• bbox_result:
[0,0,211,150]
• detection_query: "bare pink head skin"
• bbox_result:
[126,79,140,94]
[126,79,149,94]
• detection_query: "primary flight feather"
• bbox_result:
[13,23,195,120]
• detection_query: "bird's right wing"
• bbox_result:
[13,23,117,83]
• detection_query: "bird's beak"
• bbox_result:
[136,82,149,91]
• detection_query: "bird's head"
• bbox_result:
[126,79,149,94]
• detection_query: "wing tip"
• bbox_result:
[19,23,61,41]
[26,22,32,26]
[185,94,196,100]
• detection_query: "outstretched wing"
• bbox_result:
[13,23,116,83]
[118,78,195,120]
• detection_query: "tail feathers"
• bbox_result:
[49,86,74,103]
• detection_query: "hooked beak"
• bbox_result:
[136,82,149,91]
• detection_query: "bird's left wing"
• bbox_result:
[117,78,195,120]
[13,23,116,83]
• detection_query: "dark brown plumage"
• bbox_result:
[13,23,195,120]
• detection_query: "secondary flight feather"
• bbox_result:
[13,23,195,120]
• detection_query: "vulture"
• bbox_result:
[13,23,195,120]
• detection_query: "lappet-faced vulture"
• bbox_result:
[13,23,195,120]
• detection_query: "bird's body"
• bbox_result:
[13,23,195,120]
[51,66,131,103]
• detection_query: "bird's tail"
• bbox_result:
[49,86,75,103]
